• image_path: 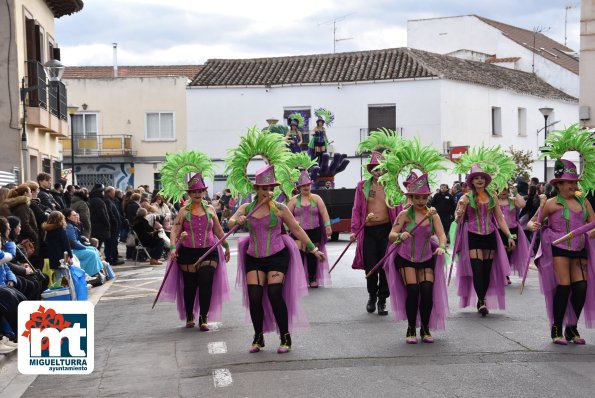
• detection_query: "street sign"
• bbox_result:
[449,146,468,163]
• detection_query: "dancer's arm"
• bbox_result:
[278,204,325,260]
[210,205,230,262]
[432,214,447,255]
[494,204,516,249]
[228,203,249,228]
[314,194,332,237]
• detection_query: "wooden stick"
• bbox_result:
[328,225,363,273]
[520,206,544,294]
[152,237,182,309]
[365,213,432,278]
[447,218,462,286]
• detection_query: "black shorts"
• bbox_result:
[394,253,435,270]
[498,227,518,244]
[292,228,322,245]
[551,245,588,259]
[246,247,290,274]
[177,246,219,265]
[468,231,497,250]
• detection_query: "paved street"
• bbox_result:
[2,236,595,397]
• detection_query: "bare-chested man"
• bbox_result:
[350,152,398,315]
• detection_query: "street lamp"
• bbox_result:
[67,105,79,185]
[539,107,554,182]
[20,58,66,182]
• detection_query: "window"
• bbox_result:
[368,104,396,132]
[71,113,98,155]
[491,107,502,136]
[145,112,175,140]
[517,108,527,136]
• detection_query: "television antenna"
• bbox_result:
[564,3,577,47]
[531,25,550,73]
[319,13,354,53]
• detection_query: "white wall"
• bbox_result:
[187,79,442,190]
[580,0,595,129]
[187,77,578,191]
[408,16,579,97]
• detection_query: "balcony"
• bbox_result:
[24,61,68,137]
[61,134,137,157]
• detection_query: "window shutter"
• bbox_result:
[368,105,396,132]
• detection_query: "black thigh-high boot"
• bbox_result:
[182,271,199,321]
[405,284,420,327]
[247,284,264,334]
[566,280,588,343]
[306,252,318,281]
[419,281,434,327]
[197,265,216,319]
[552,284,571,338]
[470,259,485,303]
[267,283,289,334]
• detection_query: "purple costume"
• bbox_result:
[384,217,450,329]
[158,203,231,321]
[351,179,398,270]
[236,203,309,333]
[454,192,510,310]
[535,197,595,328]
[499,199,530,275]
[292,195,331,285]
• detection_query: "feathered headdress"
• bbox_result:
[288,112,306,128]
[159,150,215,203]
[357,128,404,180]
[314,108,335,126]
[378,138,446,206]
[285,152,319,186]
[224,127,293,197]
[541,124,595,193]
[453,145,516,192]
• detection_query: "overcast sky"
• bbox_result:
[55,0,581,66]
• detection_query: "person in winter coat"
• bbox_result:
[4,185,38,251]
[51,183,67,210]
[104,187,124,265]
[132,208,164,265]
[41,211,73,280]
[70,189,91,238]
[89,184,111,252]
[36,172,60,210]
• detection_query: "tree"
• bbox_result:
[507,146,534,181]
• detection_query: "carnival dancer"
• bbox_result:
[527,125,595,344]
[385,174,449,343]
[226,128,324,353]
[351,151,397,315]
[287,170,332,287]
[453,148,516,316]
[309,108,333,163]
[286,113,304,153]
[156,151,230,330]
[497,186,530,282]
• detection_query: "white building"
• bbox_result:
[580,1,595,129]
[187,47,577,190]
[408,15,579,98]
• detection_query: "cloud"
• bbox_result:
[55,0,581,66]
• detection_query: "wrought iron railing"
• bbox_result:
[26,61,47,109]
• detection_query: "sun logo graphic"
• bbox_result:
[18,302,94,374]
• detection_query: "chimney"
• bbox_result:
[113,43,118,78]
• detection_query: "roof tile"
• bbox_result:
[63,65,203,81]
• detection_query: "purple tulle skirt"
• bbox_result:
[454,222,510,310]
[509,228,530,275]
[535,228,595,328]
[236,235,309,334]
[157,245,230,321]
[384,241,450,329]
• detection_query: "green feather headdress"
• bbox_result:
[542,124,595,193]
[288,112,305,128]
[285,152,318,185]
[159,150,215,203]
[453,145,516,192]
[224,127,293,198]
[314,108,335,126]
[378,138,446,206]
[358,128,405,180]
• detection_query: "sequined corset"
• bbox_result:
[466,202,495,234]
[181,214,216,248]
[550,208,586,252]
[396,222,433,263]
[500,203,518,228]
[292,199,320,230]
[247,214,285,258]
